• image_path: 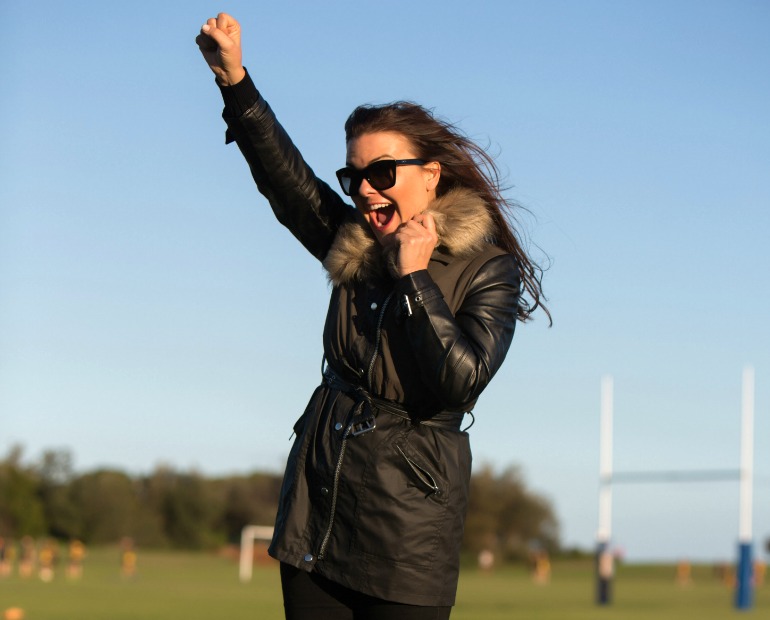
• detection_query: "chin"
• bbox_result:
[372,229,395,246]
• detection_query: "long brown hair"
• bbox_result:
[344,102,551,324]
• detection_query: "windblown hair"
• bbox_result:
[344,102,551,324]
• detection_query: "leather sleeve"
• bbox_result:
[395,254,520,410]
[221,86,354,262]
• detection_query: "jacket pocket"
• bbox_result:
[351,433,448,569]
[396,445,442,497]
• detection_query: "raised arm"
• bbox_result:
[197,13,352,260]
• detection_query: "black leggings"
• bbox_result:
[280,563,452,620]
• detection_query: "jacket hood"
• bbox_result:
[323,187,495,285]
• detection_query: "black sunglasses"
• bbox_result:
[335,159,426,196]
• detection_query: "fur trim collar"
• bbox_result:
[323,188,495,286]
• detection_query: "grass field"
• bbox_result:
[1,547,767,619]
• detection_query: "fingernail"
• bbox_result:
[201,24,211,32]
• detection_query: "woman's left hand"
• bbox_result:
[196,13,246,86]
[394,213,438,277]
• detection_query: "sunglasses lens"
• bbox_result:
[336,160,399,196]
[341,175,353,195]
[336,168,356,196]
[367,160,396,190]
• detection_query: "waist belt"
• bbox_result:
[322,367,467,432]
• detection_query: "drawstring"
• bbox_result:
[461,411,475,432]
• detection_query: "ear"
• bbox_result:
[423,161,441,191]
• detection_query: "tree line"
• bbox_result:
[0,445,559,561]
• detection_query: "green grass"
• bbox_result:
[453,561,768,619]
[0,548,766,619]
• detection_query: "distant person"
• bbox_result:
[37,539,57,582]
[478,549,495,572]
[531,549,551,585]
[67,539,85,580]
[120,537,136,579]
[197,13,549,620]
[0,538,10,577]
[676,559,692,586]
[18,537,35,579]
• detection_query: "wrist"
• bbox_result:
[396,271,443,317]
[397,260,431,278]
[215,66,246,87]
[218,68,259,118]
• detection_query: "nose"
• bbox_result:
[355,177,377,197]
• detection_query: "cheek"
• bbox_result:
[395,193,429,221]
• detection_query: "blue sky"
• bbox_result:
[1,0,768,562]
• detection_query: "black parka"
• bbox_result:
[220,73,521,607]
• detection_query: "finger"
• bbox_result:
[195,32,217,52]
[216,12,236,28]
[197,17,217,47]
[395,222,422,239]
[420,212,437,236]
[216,12,241,46]
[393,227,416,246]
[401,219,433,238]
[201,23,236,52]
[411,211,434,228]
[394,229,428,250]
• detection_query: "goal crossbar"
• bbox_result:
[604,469,741,484]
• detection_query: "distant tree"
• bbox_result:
[2,446,562,560]
[212,473,282,543]
[69,470,141,544]
[0,445,47,537]
[37,449,81,539]
[463,464,559,561]
[137,466,175,547]
[132,472,169,547]
[38,449,74,485]
[160,472,217,549]
[216,478,258,543]
[138,465,219,549]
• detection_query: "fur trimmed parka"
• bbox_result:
[220,75,521,607]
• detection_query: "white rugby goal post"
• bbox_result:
[239,525,275,582]
[596,366,757,610]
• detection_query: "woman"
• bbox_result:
[197,13,548,620]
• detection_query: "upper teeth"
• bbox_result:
[369,204,389,210]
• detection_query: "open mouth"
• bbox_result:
[369,204,396,230]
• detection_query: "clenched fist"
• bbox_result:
[195,13,246,86]
[394,213,439,277]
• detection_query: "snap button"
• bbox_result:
[370,302,378,310]
[304,553,314,562]
[334,422,343,431]
[320,487,329,496]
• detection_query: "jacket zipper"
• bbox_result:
[316,420,353,560]
[366,291,394,391]
[317,290,394,560]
